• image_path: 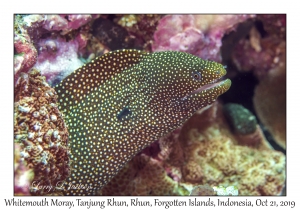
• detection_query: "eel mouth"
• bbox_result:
[194,78,231,94]
[182,78,231,100]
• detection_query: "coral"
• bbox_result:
[190,185,216,196]
[92,17,136,51]
[180,134,285,195]
[20,15,49,42]
[13,15,85,86]
[14,32,38,84]
[14,68,70,195]
[257,14,286,39]
[182,160,203,184]
[16,14,98,45]
[115,14,163,51]
[253,65,286,149]
[43,15,68,31]
[232,32,286,79]
[99,103,285,195]
[14,15,44,85]
[33,37,84,86]
[117,14,138,28]
[213,186,238,196]
[42,14,97,34]
[14,143,34,195]
[62,15,92,31]
[176,103,285,195]
[14,14,100,86]
[235,125,271,148]
[152,15,255,62]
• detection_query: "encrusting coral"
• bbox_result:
[14,69,70,195]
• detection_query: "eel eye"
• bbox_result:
[193,71,201,81]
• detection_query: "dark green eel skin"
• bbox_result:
[54,49,231,195]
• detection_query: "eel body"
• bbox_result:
[54,49,231,195]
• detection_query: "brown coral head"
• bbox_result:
[14,68,70,195]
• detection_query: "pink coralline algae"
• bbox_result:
[14,14,98,85]
[14,33,38,83]
[42,15,67,31]
[232,30,286,78]
[257,14,286,39]
[152,15,255,62]
[19,14,97,42]
[43,15,97,34]
[231,15,285,78]
[34,37,84,86]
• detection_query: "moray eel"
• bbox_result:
[54,49,231,195]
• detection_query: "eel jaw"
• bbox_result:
[183,78,232,100]
[194,78,231,95]
[170,78,231,113]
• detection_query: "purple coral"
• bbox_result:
[43,15,68,31]
[34,37,84,86]
[14,14,98,86]
[232,15,286,79]
[152,15,255,62]
[43,15,96,34]
[14,33,38,83]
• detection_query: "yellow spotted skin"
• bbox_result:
[54,49,231,195]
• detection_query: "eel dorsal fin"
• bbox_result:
[54,49,147,113]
